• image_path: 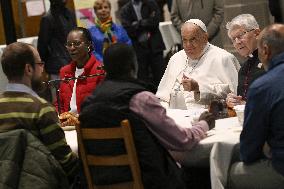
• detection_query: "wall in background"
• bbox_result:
[0,0,75,45]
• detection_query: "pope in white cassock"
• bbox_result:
[156,19,240,109]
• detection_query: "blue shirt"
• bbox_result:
[88,23,132,62]
[240,52,284,176]
[5,83,39,97]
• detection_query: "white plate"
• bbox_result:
[62,126,76,131]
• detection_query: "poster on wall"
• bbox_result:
[73,0,95,28]
[26,0,45,17]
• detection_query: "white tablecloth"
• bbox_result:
[168,111,241,189]
[210,135,239,189]
[166,108,207,127]
[64,130,78,153]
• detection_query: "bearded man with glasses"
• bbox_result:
[0,42,79,187]
[226,14,265,108]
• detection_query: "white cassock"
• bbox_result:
[156,43,240,109]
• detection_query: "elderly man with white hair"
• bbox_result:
[226,14,265,108]
[156,19,240,109]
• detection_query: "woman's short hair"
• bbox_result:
[1,42,35,81]
[226,14,259,34]
[93,0,111,11]
[69,27,95,52]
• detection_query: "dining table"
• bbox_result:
[166,108,242,189]
[64,108,242,189]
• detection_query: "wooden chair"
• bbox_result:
[76,119,144,189]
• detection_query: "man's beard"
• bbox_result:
[31,76,44,93]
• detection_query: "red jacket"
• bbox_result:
[56,54,105,113]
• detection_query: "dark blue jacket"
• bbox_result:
[240,52,284,176]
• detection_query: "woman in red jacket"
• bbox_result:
[57,27,105,126]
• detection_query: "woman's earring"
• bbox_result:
[88,47,91,52]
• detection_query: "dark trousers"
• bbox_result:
[136,49,166,88]
[182,166,211,189]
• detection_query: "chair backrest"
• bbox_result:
[76,119,144,189]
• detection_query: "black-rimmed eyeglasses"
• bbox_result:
[65,41,84,48]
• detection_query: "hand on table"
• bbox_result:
[59,112,80,127]
[181,74,199,92]
[199,111,215,130]
[226,93,245,108]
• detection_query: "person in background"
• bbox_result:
[228,23,284,189]
[117,0,168,19]
[116,0,130,22]
[37,0,76,102]
[88,0,131,62]
[57,27,105,126]
[0,42,78,183]
[156,19,240,109]
[156,0,167,21]
[80,43,215,188]
[171,0,224,47]
[167,0,172,12]
[269,0,283,23]
[120,0,166,88]
[226,14,265,108]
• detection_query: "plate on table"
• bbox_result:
[62,126,76,131]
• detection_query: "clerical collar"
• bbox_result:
[248,49,258,58]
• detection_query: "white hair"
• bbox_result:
[226,14,259,34]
